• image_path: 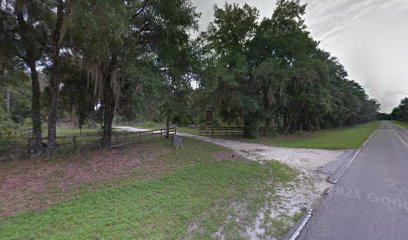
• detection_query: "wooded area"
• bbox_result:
[391,98,408,122]
[1,0,380,153]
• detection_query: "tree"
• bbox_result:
[199,0,379,138]
[1,0,53,150]
[70,0,199,146]
[47,0,71,151]
[392,98,408,122]
[203,3,260,138]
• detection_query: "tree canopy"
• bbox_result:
[1,0,379,149]
[197,0,378,138]
[391,98,408,122]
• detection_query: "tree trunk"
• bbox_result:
[244,115,259,139]
[28,60,42,151]
[264,118,271,132]
[47,0,66,152]
[102,56,118,147]
[102,92,115,147]
[6,87,10,114]
[47,70,59,151]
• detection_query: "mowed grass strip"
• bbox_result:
[393,121,408,128]
[247,121,380,150]
[0,138,297,240]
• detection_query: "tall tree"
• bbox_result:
[203,3,260,138]
[199,0,379,138]
[1,0,52,150]
[392,98,408,122]
[71,0,199,146]
[47,0,71,150]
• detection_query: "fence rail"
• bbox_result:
[1,127,177,161]
[199,126,243,136]
[9,127,176,158]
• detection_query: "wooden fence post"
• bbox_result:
[72,136,77,151]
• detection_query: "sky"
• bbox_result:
[191,0,408,113]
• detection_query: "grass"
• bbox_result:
[176,127,199,135]
[244,121,381,150]
[393,121,408,128]
[268,210,305,239]
[56,127,103,136]
[0,138,297,239]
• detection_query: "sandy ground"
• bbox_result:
[115,126,347,172]
[116,126,352,239]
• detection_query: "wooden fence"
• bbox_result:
[24,127,177,155]
[199,126,243,136]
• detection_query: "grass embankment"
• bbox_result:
[246,121,380,150]
[0,138,297,239]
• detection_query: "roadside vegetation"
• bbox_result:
[0,0,385,238]
[393,121,408,128]
[391,98,408,123]
[380,98,408,128]
[0,138,298,239]
[1,0,379,154]
[239,121,380,149]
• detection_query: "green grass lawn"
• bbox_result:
[245,121,381,150]
[393,121,408,128]
[176,127,199,135]
[0,138,297,239]
[56,127,103,136]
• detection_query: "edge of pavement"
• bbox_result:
[285,122,380,240]
[328,126,377,184]
[283,208,313,240]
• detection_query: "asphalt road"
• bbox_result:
[298,121,408,240]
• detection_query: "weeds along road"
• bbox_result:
[299,121,408,240]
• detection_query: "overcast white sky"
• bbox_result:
[191,0,408,113]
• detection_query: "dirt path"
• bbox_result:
[115,126,348,173]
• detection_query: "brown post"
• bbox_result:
[73,136,77,151]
